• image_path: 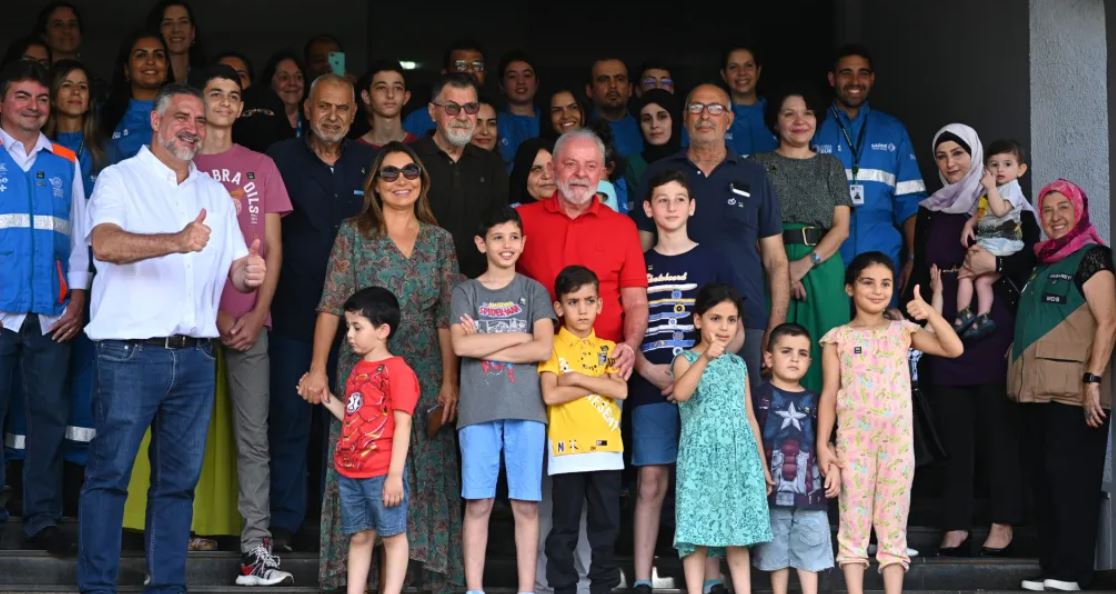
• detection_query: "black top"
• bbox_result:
[412,135,509,279]
[235,85,295,154]
[267,136,377,341]
[1075,245,1115,291]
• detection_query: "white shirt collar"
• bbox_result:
[136,144,199,186]
[0,126,52,158]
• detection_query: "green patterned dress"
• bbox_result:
[674,351,772,557]
[316,221,463,592]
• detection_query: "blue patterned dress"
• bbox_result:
[674,351,772,556]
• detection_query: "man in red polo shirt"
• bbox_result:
[516,129,648,594]
[516,128,648,376]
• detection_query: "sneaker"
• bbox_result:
[707,584,728,594]
[1043,579,1081,592]
[270,528,294,553]
[25,526,73,556]
[237,539,295,586]
[1021,575,1046,591]
[866,544,919,558]
[634,584,652,594]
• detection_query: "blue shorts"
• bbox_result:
[459,419,545,501]
[338,474,409,537]
[752,507,834,572]
[631,402,679,466]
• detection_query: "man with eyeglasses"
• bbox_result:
[403,39,488,138]
[720,45,778,158]
[264,73,374,551]
[585,57,643,158]
[412,72,508,279]
[814,44,926,295]
[635,61,674,97]
[496,50,540,167]
[633,83,788,395]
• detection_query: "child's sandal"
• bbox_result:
[953,308,976,334]
[962,314,997,340]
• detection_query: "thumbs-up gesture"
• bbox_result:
[905,284,933,321]
[243,239,266,289]
[178,209,210,253]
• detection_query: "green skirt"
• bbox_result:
[122,348,241,536]
[783,223,850,393]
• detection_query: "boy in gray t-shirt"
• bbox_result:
[450,207,555,594]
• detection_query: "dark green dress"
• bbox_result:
[316,221,463,592]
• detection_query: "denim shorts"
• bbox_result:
[459,419,545,501]
[752,507,834,572]
[338,473,409,537]
[630,402,680,466]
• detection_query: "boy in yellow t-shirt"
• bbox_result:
[539,265,628,594]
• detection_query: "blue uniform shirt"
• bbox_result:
[497,109,540,166]
[590,112,643,158]
[813,102,926,266]
[633,151,783,330]
[55,131,122,196]
[402,108,435,137]
[110,98,154,159]
[726,98,778,157]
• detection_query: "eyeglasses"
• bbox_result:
[686,102,728,116]
[641,77,674,88]
[452,60,485,72]
[378,163,422,182]
[432,101,480,116]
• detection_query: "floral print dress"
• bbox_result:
[674,351,772,556]
[316,221,463,592]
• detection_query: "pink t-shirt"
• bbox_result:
[194,144,293,324]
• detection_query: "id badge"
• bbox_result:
[850,184,866,206]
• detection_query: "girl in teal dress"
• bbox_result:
[671,284,774,594]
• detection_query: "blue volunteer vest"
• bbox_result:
[0,141,78,317]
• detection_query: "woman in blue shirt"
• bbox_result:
[100,31,169,159]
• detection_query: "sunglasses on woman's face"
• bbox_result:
[378,163,421,182]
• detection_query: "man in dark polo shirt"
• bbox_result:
[633,83,788,391]
[412,72,508,278]
[265,73,374,550]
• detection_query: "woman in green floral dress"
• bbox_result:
[300,142,463,592]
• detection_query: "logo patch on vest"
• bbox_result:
[1042,293,1067,304]
[49,177,64,198]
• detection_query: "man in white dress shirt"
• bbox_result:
[0,59,89,556]
[76,83,265,594]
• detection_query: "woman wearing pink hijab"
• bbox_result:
[1008,179,1115,592]
[904,123,1039,557]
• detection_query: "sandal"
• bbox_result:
[952,308,976,334]
[188,536,218,551]
[962,314,997,341]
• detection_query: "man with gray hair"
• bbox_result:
[413,72,507,278]
[516,128,648,594]
[266,72,374,550]
[78,83,267,593]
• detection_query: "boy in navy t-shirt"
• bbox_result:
[629,169,735,594]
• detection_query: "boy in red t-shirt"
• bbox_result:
[299,286,419,594]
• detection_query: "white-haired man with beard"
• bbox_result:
[413,72,508,279]
[78,83,266,593]
[264,73,374,551]
[516,128,648,594]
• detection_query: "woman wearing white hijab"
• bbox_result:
[904,123,1039,557]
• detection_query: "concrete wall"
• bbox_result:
[1030,0,1110,242]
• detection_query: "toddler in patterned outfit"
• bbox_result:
[816,253,963,594]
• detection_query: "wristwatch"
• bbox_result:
[810,251,822,268]
[1083,372,1104,384]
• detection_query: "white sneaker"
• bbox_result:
[1021,576,1046,591]
[1043,579,1081,592]
[866,544,920,557]
[236,539,295,586]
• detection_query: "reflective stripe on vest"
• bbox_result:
[0,213,72,235]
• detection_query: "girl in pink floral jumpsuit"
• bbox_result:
[816,252,963,594]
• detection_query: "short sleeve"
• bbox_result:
[86,165,126,239]
[389,360,421,415]
[262,157,293,216]
[818,326,842,346]
[757,169,783,238]
[618,220,649,288]
[1076,246,1115,289]
[826,155,854,208]
[316,222,357,315]
[450,281,475,326]
[528,278,557,324]
[899,319,921,336]
[538,348,561,375]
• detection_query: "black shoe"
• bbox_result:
[270,528,294,553]
[937,535,971,557]
[981,541,1014,557]
[708,584,728,594]
[633,584,652,594]
[25,526,73,556]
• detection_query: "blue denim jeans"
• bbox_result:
[0,315,70,537]
[77,340,216,594]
